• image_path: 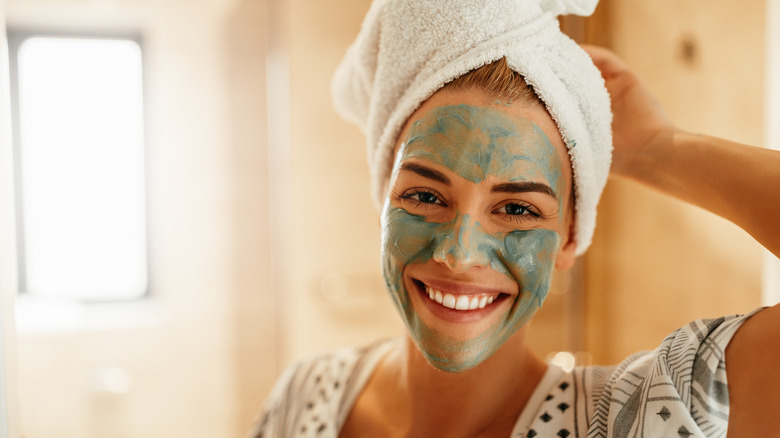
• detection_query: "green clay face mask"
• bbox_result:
[380,104,566,372]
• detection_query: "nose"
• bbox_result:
[431,213,490,272]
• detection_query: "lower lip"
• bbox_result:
[412,280,508,323]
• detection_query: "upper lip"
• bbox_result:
[414,277,514,297]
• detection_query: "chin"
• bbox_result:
[408,312,529,373]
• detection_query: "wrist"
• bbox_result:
[612,125,679,181]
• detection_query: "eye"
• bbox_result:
[504,203,530,216]
[398,188,447,209]
[493,201,542,223]
[415,191,438,204]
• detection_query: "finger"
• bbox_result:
[580,44,631,77]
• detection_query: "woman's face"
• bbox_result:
[381,89,576,372]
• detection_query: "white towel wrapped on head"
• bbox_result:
[332,0,612,256]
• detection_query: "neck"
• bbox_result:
[380,328,546,437]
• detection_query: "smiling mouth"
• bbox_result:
[417,281,505,311]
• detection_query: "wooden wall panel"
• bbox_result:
[583,0,766,364]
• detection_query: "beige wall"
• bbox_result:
[277,0,404,365]
[584,0,766,364]
[223,0,275,430]
[6,0,273,436]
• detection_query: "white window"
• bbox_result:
[10,34,148,302]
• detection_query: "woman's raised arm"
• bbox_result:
[583,45,780,259]
[584,44,780,437]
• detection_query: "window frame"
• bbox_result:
[7,29,152,303]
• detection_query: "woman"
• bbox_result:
[251,0,780,436]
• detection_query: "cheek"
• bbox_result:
[382,207,434,260]
[503,229,560,306]
[380,205,439,301]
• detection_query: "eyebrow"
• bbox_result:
[491,182,557,200]
[399,162,451,185]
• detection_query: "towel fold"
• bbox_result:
[332,0,612,255]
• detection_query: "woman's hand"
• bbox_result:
[581,45,676,177]
[583,45,780,258]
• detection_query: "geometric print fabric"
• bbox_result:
[249,311,757,438]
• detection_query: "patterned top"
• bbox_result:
[248,311,757,438]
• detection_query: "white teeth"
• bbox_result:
[424,285,500,311]
[455,295,470,310]
[442,294,456,309]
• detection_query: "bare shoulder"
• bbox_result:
[726,304,780,436]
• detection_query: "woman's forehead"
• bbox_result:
[398,104,565,192]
